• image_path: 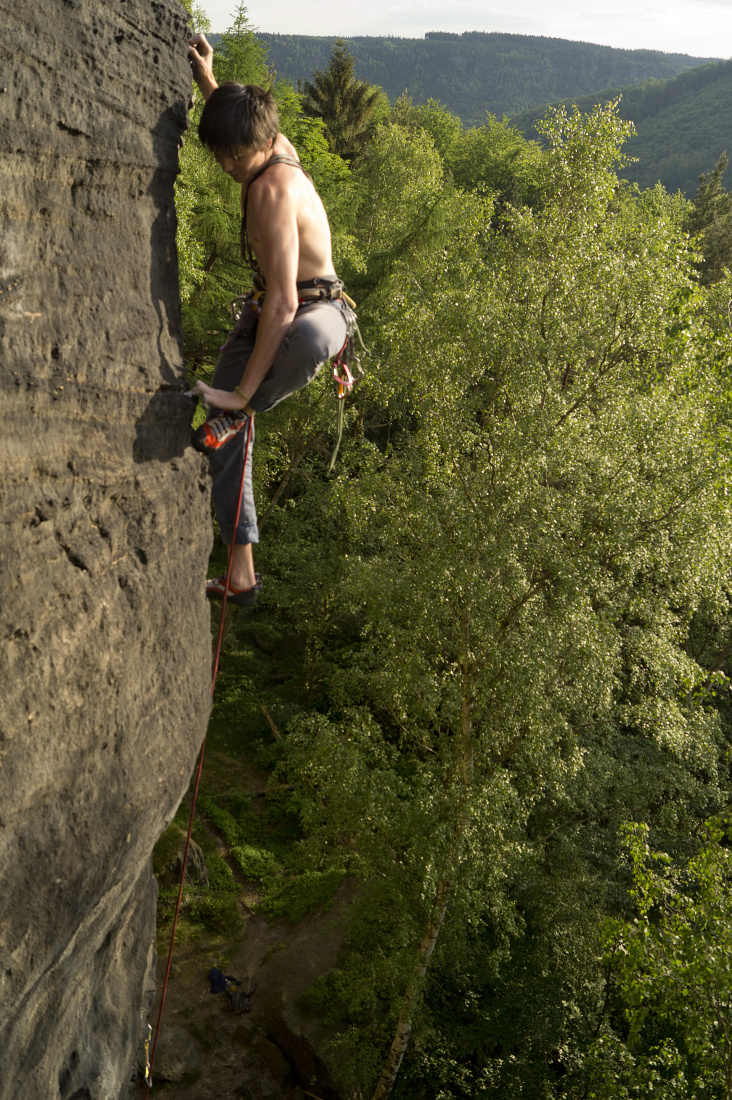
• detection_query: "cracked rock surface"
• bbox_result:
[0,2,212,1097]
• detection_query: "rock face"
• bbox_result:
[0,2,212,1097]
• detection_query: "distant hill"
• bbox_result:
[510,59,732,195]
[242,32,718,125]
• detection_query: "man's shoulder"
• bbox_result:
[248,155,310,207]
[248,166,300,209]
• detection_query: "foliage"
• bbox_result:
[231,842,282,879]
[512,58,732,197]
[213,2,270,88]
[685,154,732,285]
[204,849,239,893]
[259,868,346,922]
[587,820,732,1099]
[247,100,731,1097]
[177,0,210,34]
[152,823,189,878]
[301,39,386,160]
[346,120,447,295]
[188,893,241,931]
[198,794,245,847]
[174,35,732,1091]
[445,115,544,208]
[390,95,464,161]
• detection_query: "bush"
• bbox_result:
[188,894,241,932]
[205,850,239,893]
[231,843,282,879]
[198,796,243,847]
[261,868,346,923]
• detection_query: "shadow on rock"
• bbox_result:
[133,99,194,464]
[133,390,196,463]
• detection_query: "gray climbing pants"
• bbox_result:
[208,298,347,546]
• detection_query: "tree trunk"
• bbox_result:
[369,880,452,1100]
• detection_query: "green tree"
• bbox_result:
[390,94,463,160]
[685,153,732,285]
[277,102,732,1099]
[345,120,448,297]
[302,39,385,160]
[213,2,270,88]
[589,820,732,1099]
[446,114,543,209]
[173,37,732,1088]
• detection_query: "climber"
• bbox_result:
[186,33,349,606]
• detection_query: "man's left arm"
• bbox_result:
[192,177,299,411]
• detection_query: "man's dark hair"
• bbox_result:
[198,83,279,155]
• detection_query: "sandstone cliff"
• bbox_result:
[0,2,211,1097]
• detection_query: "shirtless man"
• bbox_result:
[187,34,348,605]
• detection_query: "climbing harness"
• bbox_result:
[229,278,365,475]
[240,150,366,470]
[143,415,254,1097]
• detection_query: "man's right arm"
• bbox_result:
[188,33,218,101]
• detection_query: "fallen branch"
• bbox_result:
[252,783,295,798]
[259,704,282,741]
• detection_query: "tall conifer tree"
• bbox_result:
[302,40,382,160]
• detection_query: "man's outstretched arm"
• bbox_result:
[188,33,218,101]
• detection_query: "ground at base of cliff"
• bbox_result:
[132,606,357,1100]
[133,878,355,1100]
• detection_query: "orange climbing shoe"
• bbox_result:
[206,573,261,607]
[192,410,250,453]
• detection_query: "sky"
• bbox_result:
[198,0,732,60]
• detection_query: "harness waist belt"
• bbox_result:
[230,277,345,325]
[296,277,344,302]
[250,273,344,302]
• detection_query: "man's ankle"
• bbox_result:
[229,573,257,591]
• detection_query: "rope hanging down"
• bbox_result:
[143,414,254,1097]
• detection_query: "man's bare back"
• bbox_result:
[237,134,336,284]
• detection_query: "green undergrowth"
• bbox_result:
[301,879,419,1093]
[194,790,346,923]
[154,557,354,941]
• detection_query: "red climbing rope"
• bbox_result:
[143,414,254,1096]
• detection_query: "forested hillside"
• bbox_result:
[210,30,716,125]
[512,58,732,194]
[171,7,732,1099]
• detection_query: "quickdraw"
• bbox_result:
[328,295,365,475]
[143,1024,152,1088]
